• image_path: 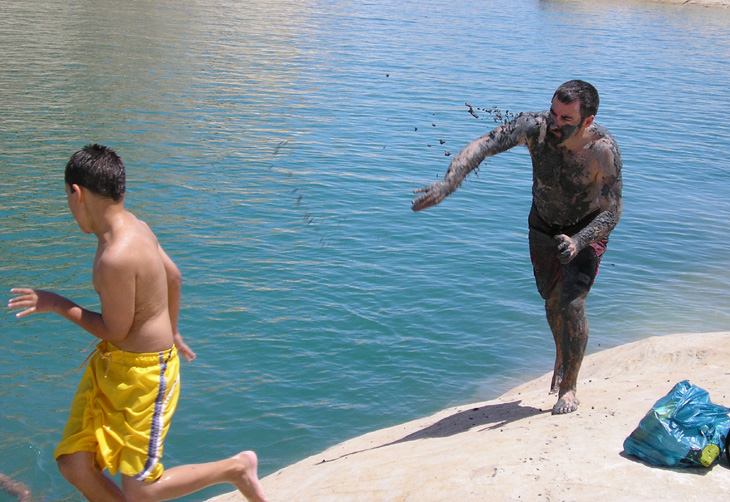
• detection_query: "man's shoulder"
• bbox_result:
[514,110,547,125]
[584,125,622,173]
[589,123,618,145]
[509,111,547,141]
[586,123,619,150]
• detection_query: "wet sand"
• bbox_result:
[207,331,730,502]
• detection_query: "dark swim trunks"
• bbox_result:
[528,205,608,300]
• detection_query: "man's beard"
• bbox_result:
[547,120,583,145]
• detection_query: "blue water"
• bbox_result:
[1,0,729,500]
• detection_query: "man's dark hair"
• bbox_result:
[554,80,599,119]
[65,144,126,201]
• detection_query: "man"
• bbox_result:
[8,144,267,501]
[412,80,622,415]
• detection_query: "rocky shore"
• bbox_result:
[208,331,730,502]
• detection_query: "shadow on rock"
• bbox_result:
[318,400,546,464]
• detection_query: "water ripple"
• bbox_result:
[2,0,729,500]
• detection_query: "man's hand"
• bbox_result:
[7,288,60,318]
[554,234,578,264]
[173,332,197,362]
[411,180,452,212]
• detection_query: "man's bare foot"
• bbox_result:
[552,391,579,415]
[230,451,267,502]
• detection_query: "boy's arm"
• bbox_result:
[9,256,135,344]
[159,244,196,362]
[9,288,91,323]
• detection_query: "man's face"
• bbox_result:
[547,97,585,144]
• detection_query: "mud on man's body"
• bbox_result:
[412,80,622,415]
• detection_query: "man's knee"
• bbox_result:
[565,293,587,310]
[549,288,586,322]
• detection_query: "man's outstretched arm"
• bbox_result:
[411,114,535,211]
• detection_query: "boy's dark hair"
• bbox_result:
[554,80,599,119]
[65,144,126,201]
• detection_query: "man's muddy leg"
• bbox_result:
[545,292,564,395]
[552,288,589,415]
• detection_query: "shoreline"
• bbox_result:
[208,331,730,502]
[649,0,730,6]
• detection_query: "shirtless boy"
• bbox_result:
[8,144,267,501]
[412,80,623,415]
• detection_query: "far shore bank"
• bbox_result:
[208,331,730,502]
[650,0,730,6]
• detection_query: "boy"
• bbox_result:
[8,144,267,502]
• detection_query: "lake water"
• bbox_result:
[1,0,729,500]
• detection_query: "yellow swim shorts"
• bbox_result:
[54,341,180,482]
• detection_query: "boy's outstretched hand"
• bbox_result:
[7,288,60,318]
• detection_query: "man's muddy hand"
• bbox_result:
[554,234,577,264]
[411,180,452,212]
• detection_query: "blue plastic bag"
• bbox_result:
[623,380,730,467]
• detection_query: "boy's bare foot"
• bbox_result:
[552,391,579,415]
[230,451,267,502]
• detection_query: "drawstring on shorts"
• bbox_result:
[77,340,112,377]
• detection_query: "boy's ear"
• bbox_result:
[67,184,86,207]
[582,114,595,129]
[71,184,85,202]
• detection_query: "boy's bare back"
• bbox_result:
[93,210,176,354]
